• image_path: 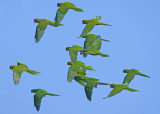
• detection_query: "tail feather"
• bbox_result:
[26,69,40,75]
[73,8,84,12]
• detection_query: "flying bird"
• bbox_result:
[67,61,94,82]
[103,84,139,99]
[31,89,59,111]
[54,2,84,26]
[80,16,112,37]
[66,45,83,64]
[34,18,63,43]
[123,69,150,86]
[10,62,40,85]
[80,34,109,57]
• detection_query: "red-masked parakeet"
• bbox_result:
[34,18,63,43]
[31,89,59,111]
[66,45,83,64]
[80,16,112,37]
[123,69,150,86]
[54,2,84,26]
[10,62,40,85]
[67,61,94,82]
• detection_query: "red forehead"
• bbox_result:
[34,18,37,22]
[10,65,13,69]
[57,3,60,6]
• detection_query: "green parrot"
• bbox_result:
[66,45,83,64]
[75,75,109,101]
[123,69,150,86]
[103,84,139,99]
[80,16,112,37]
[10,62,40,85]
[54,2,84,26]
[80,34,109,57]
[31,89,59,111]
[34,18,63,43]
[67,61,94,82]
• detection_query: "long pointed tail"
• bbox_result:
[26,69,40,75]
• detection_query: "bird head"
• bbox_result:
[57,3,62,7]
[34,18,39,23]
[31,89,38,93]
[66,47,70,51]
[82,20,88,24]
[67,61,72,65]
[123,69,129,73]
[110,84,115,88]
[10,65,13,69]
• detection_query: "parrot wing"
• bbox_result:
[123,73,136,86]
[85,82,95,101]
[13,66,24,85]
[34,92,44,111]
[104,86,124,98]
[69,48,78,65]
[80,21,96,37]
[54,5,70,25]
[35,22,48,43]
[67,65,80,82]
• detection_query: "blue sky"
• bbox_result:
[0,0,159,113]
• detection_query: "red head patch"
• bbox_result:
[57,3,60,7]
[110,84,113,88]
[34,18,37,22]
[10,65,13,69]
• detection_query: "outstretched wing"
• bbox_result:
[85,82,94,101]
[13,66,24,85]
[54,5,70,25]
[67,65,80,82]
[105,87,124,98]
[80,21,96,37]
[35,22,48,43]
[34,93,43,111]
[69,48,78,64]
[123,73,136,86]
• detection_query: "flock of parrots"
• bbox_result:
[9,2,150,112]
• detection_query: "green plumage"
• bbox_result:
[66,45,83,64]
[31,89,59,111]
[81,34,109,57]
[34,18,63,43]
[67,61,94,82]
[54,2,84,25]
[123,69,150,86]
[80,16,112,37]
[10,62,40,85]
